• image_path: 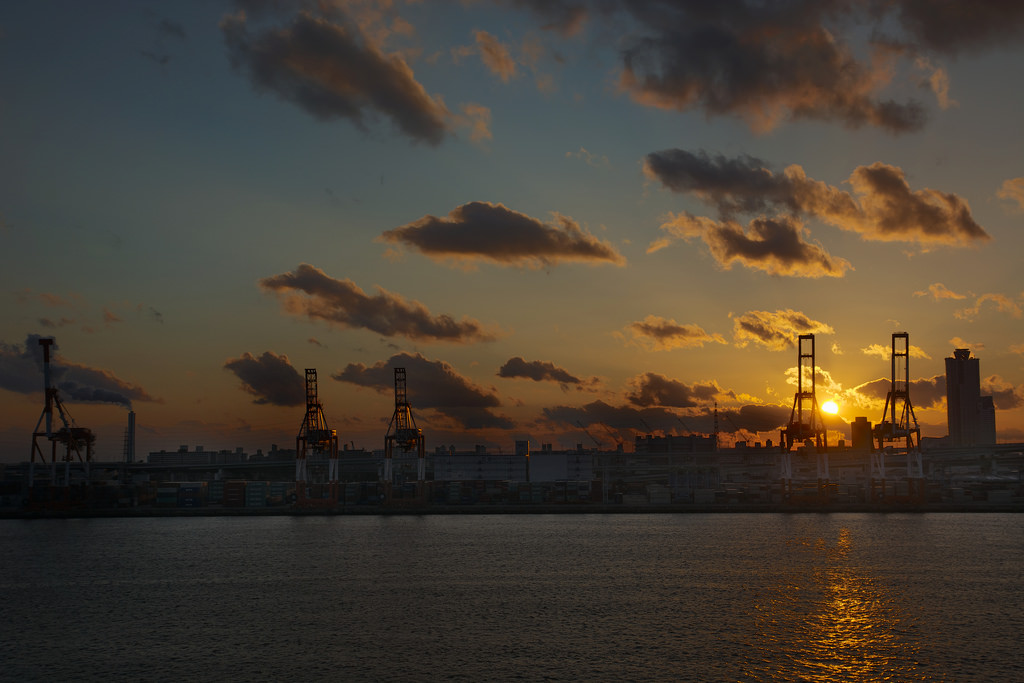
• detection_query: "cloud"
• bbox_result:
[566,147,609,168]
[914,282,966,300]
[221,9,450,144]
[614,3,925,133]
[626,373,729,408]
[914,57,956,110]
[851,374,946,410]
[997,178,1024,210]
[497,357,588,388]
[732,309,834,351]
[474,30,517,82]
[955,293,1023,321]
[644,150,989,247]
[893,1,1024,53]
[541,399,790,438]
[380,201,625,268]
[1009,344,1024,356]
[624,315,726,351]
[457,102,492,143]
[335,352,514,429]
[0,335,156,408]
[982,375,1024,410]
[541,399,684,437]
[517,1,1024,132]
[860,344,931,360]
[650,212,852,278]
[38,317,77,329]
[224,350,305,407]
[949,337,982,352]
[260,263,497,343]
[784,366,845,397]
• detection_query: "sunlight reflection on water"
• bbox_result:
[750,527,932,682]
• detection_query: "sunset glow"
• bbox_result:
[2,2,1024,460]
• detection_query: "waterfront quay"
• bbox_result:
[3,440,1022,517]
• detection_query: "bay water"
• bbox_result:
[2,513,1021,681]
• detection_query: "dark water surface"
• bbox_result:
[3,513,1021,681]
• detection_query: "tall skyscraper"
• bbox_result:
[945,349,995,446]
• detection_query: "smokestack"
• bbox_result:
[39,338,54,438]
[127,411,136,463]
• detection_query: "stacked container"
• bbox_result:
[223,480,247,507]
[245,480,268,507]
[177,482,206,508]
[155,483,179,508]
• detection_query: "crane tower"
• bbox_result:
[872,332,921,451]
[779,334,829,498]
[30,338,95,488]
[870,332,923,500]
[295,368,339,506]
[384,367,425,497]
[781,334,828,453]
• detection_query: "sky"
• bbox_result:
[2,0,1024,462]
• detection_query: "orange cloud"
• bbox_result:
[624,315,727,351]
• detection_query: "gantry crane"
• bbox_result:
[30,338,95,488]
[870,332,923,500]
[781,334,828,453]
[779,334,829,498]
[384,367,425,498]
[295,368,339,506]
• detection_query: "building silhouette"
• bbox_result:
[945,349,996,446]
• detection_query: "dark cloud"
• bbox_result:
[617,5,925,133]
[221,9,449,144]
[645,150,989,247]
[0,335,156,408]
[38,317,76,329]
[517,1,1024,132]
[625,315,726,350]
[541,399,790,437]
[498,357,583,387]
[853,375,946,409]
[224,351,305,407]
[732,309,834,351]
[651,213,852,278]
[626,373,728,408]
[541,399,680,435]
[335,352,514,430]
[380,201,625,268]
[260,263,497,343]
[982,375,1024,410]
[730,404,793,434]
[893,0,1024,54]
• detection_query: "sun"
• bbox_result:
[821,400,839,414]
